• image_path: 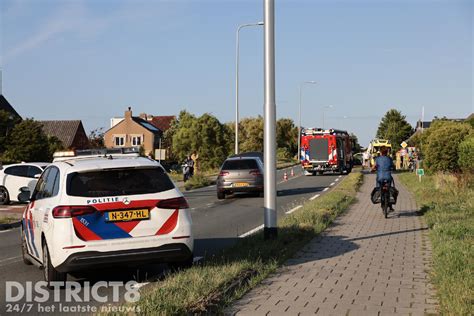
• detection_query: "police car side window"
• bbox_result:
[32,169,50,201]
[41,167,59,199]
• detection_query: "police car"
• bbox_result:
[19,148,193,284]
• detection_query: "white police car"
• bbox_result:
[20,148,193,284]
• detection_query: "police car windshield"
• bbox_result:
[67,167,174,197]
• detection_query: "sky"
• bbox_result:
[0,0,472,146]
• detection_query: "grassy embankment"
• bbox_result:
[120,171,363,314]
[399,173,473,315]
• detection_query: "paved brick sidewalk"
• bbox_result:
[228,174,438,315]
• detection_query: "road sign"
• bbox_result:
[416,169,424,176]
[401,141,408,148]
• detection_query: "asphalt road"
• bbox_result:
[0,166,343,313]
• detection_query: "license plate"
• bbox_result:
[234,182,249,187]
[105,209,150,222]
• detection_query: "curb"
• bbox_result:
[0,220,21,231]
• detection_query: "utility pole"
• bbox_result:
[263,0,277,240]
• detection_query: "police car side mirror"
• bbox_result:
[18,187,31,203]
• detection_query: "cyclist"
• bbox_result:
[372,146,395,211]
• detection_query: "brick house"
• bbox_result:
[39,120,89,149]
[104,107,162,156]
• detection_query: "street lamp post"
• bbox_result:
[297,81,317,161]
[322,105,334,129]
[235,21,264,155]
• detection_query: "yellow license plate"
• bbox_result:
[234,182,249,187]
[106,209,150,222]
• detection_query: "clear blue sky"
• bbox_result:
[1,0,472,146]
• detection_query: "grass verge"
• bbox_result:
[0,217,18,225]
[121,171,363,314]
[398,172,473,315]
[184,174,214,191]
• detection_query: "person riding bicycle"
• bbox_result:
[372,146,395,211]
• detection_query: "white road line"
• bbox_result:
[286,205,302,214]
[330,182,336,186]
[323,187,329,192]
[0,256,21,263]
[338,175,342,178]
[239,224,264,238]
[309,194,320,201]
[206,203,213,207]
[335,178,339,182]
[0,259,22,267]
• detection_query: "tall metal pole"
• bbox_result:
[263,0,277,240]
[298,84,302,161]
[235,22,264,155]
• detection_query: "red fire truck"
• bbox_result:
[300,128,354,175]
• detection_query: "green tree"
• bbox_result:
[47,136,64,159]
[423,121,472,172]
[4,119,50,162]
[239,116,264,152]
[376,109,414,150]
[458,134,474,172]
[350,133,362,153]
[276,118,298,157]
[0,110,21,154]
[88,128,104,148]
[171,111,231,170]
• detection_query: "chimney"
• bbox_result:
[125,107,132,120]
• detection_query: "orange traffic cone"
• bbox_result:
[290,169,294,177]
[283,172,288,181]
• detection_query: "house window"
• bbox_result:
[131,135,143,146]
[114,135,125,147]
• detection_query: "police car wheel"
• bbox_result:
[21,230,32,265]
[42,243,66,285]
[0,187,10,205]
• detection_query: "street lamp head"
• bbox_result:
[307,80,317,84]
[257,21,264,25]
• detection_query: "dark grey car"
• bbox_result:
[216,157,264,199]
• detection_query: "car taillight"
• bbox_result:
[156,197,189,209]
[249,169,261,176]
[219,171,229,176]
[52,206,96,218]
[302,159,309,165]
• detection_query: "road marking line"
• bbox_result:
[239,224,264,238]
[286,205,302,214]
[206,203,213,207]
[335,178,339,182]
[0,256,21,263]
[309,194,320,201]
[323,187,329,192]
[0,259,22,267]
[330,182,336,186]
[338,175,342,178]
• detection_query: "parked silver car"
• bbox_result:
[216,156,264,199]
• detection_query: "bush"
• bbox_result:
[458,134,474,172]
[424,121,472,172]
[184,174,212,191]
[276,147,291,161]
